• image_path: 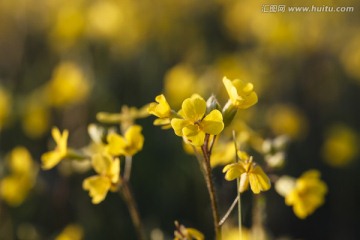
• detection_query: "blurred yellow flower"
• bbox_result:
[223,77,258,109]
[45,61,90,107]
[322,124,359,167]
[223,157,270,194]
[148,94,172,129]
[171,95,224,146]
[83,153,120,204]
[106,125,144,157]
[164,64,202,109]
[0,147,37,206]
[266,104,308,139]
[41,127,69,170]
[174,221,204,240]
[22,100,50,139]
[284,170,327,219]
[55,224,84,240]
[87,0,122,40]
[49,1,85,51]
[0,86,11,129]
[97,104,149,132]
[222,226,250,240]
[210,141,236,167]
[341,33,360,80]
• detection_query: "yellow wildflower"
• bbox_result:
[322,124,358,167]
[210,141,236,167]
[174,221,204,240]
[22,100,50,139]
[55,224,84,240]
[97,104,149,132]
[222,77,258,109]
[41,127,69,170]
[266,104,308,140]
[0,147,37,206]
[83,153,120,204]
[164,64,202,109]
[223,157,271,194]
[171,95,224,146]
[106,125,144,156]
[284,170,327,219]
[148,94,172,129]
[45,61,90,107]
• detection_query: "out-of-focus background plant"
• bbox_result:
[1,0,360,239]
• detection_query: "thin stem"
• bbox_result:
[201,135,221,240]
[124,156,133,182]
[120,181,146,240]
[232,130,242,239]
[237,178,242,240]
[219,195,239,226]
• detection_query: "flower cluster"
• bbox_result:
[275,170,328,219]
[41,121,144,204]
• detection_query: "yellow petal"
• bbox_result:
[201,110,224,135]
[171,118,189,136]
[91,153,112,175]
[182,125,205,146]
[124,125,144,155]
[223,77,239,105]
[223,163,245,181]
[187,228,205,240]
[248,165,271,194]
[147,94,171,118]
[41,151,63,170]
[106,132,126,156]
[82,175,111,204]
[239,173,249,193]
[181,96,206,122]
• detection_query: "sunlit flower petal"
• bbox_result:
[201,110,224,135]
[41,127,69,170]
[82,175,111,204]
[223,77,258,109]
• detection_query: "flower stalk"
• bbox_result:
[200,134,221,240]
[120,180,146,240]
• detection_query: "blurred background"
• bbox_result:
[1,0,360,239]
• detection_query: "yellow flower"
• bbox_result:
[55,224,84,240]
[97,104,149,132]
[322,124,358,167]
[106,125,144,156]
[284,170,327,219]
[266,104,308,140]
[148,94,172,129]
[41,127,69,170]
[223,77,258,109]
[83,153,120,204]
[45,61,90,107]
[164,64,202,109]
[223,157,271,194]
[171,95,224,146]
[210,141,236,168]
[0,147,37,206]
[22,100,50,139]
[174,221,204,240]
